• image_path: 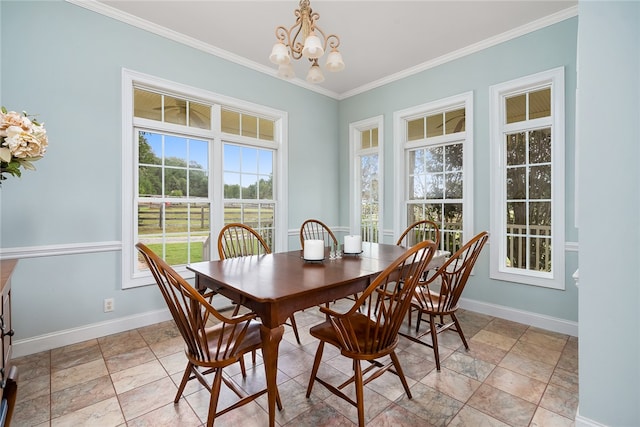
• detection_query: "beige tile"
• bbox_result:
[368,403,434,426]
[158,351,188,376]
[539,383,580,420]
[98,329,149,359]
[12,394,51,426]
[127,401,202,427]
[550,366,579,394]
[110,359,168,394]
[499,351,555,383]
[50,396,124,426]
[483,366,547,404]
[11,351,51,381]
[531,406,576,427]
[448,405,511,427]
[51,375,116,418]
[51,358,109,393]
[118,377,178,421]
[467,384,537,427]
[51,339,102,371]
[137,320,181,345]
[395,381,464,427]
[509,340,562,366]
[441,351,496,382]
[518,328,568,352]
[421,367,481,402]
[104,345,157,374]
[483,318,528,340]
[16,374,50,403]
[148,336,184,358]
[470,330,517,352]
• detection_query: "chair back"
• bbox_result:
[321,240,437,357]
[396,219,440,248]
[415,231,489,314]
[218,223,271,259]
[300,219,338,249]
[136,243,256,365]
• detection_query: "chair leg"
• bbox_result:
[430,315,442,371]
[389,351,412,399]
[289,314,301,344]
[354,360,365,427]
[451,313,469,349]
[416,310,424,333]
[239,354,247,377]
[207,369,224,427]
[175,362,193,402]
[306,342,325,397]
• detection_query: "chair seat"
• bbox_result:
[309,313,398,358]
[193,319,263,366]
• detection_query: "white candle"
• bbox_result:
[303,240,325,260]
[344,235,362,253]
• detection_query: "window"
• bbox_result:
[350,116,383,242]
[489,67,565,289]
[122,70,287,289]
[394,93,474,254]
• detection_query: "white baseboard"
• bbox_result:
[12,297,578,359]
[12,309,173,358]
[459,298,578,337]
[575,407,608,427]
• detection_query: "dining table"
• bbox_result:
[187,242,449,427]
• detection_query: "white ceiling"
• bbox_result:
[81,0,577,99]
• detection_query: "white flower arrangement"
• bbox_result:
[0,106,48,184]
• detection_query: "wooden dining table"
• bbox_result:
[187,242,448,427]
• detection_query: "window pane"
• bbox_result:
[445,108,465,134]
[224,202,242,223]
[529,165,551,199]
[410,174,425,199]
[445,144,463,171]
[258,150,273,176]
[242,203,260,228]
[221,109,240,134]
[139,132,161,165]
[426,113,443,138]
[425,146,443,172]
[241,174,259,199]
[407,118,424,141]
[138,202,162,235]
[242,147,258,173]
[444,203,463,229]
[506,94,526,124]
[371,128,379,148]
[529,237,551,272]
[189,102,211,130]
[165,168,187,197]
[164,96,187,126]
[242,114,258,138]
[190,139,208,169]
[506,202,526,227]
[138,167,161,196]
[259,118,274,141]
[410,149,424,174]
[529,88,551,119]
[189,169,208,197]
[134,89,161,121]
[506,133,526,166]
[425,174,443,199]
[529,128,551,164]
[445,172,462,198]
[224,144,241,171]
[165,135,187,166]
[507,167,526,199]
[506,235,526,269]
[529,201,551,230]
[361,129,371,149]
[224,173,240,198]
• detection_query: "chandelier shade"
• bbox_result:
[270,0,344,83]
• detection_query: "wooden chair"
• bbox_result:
[299,218,338,250]
[305,240,438,427]
[218,223,301,345]
[400,231,489,370]
[396,219,441,248]
[135,243,282,427]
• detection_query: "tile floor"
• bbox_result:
[11,302,578,426]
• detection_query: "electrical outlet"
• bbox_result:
[104,298,114,312]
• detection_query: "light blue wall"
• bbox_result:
[339,18,579,322]
[0,0,338,338]
[577,1,639,425]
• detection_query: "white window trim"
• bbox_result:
[349,116,384,237]
[489,67,565,289]
[393,92,474,243]
[121,68,288,289]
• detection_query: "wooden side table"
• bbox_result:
[0,260,18,426]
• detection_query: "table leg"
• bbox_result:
[261,324,284,427]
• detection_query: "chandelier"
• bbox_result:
[269,0,345,84]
